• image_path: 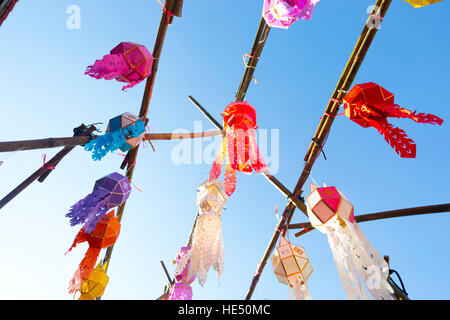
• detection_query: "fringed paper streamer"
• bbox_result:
[65,172,131,233]
[66,189,111,233]
[292,278,312,300]
[343,82,443,158]
[85,42,154,91]
[188,181,227,286]
[84,118,145,161]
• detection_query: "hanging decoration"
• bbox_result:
[272,236,313,300]
[306,183,394,300]
[209,101,267,196]
[66,211,121,294]
[66,172,131,233]
[168,246,196,300]
[405,0,443,8]
[188,180,228,286]
[84,112,146,161]
[78,261,110,300]
[262,0,321,29]
[85,41,153,91]
[343,82,443,158]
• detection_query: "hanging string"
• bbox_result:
[242,53,259,83]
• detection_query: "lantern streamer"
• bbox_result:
[84,117,145,161]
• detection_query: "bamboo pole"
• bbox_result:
[245,0,392,300]
[97,1,183,299]
[188,95,307,214]
[0,131,224,153]
[0,124,97,211]
[235,18,271,102]
[288,203,450,237]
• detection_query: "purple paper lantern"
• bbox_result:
[66,172,131,233]
[168,246,195,300]
[262,0,321,29]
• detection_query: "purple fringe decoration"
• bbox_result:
[66,189,111,234]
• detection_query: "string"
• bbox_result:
[42,154,55,170]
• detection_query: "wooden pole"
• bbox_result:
[287,203,450,237]
[0,130,224,153]
[0,124,97,211]
[245,0,392,300]
[97,1,183,299]
[160,261,174,286]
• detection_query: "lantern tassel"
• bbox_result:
[345,221,394,300]
[387,104,444,125]
[325,220,370,300]
[84,130,128,161]
[68,247,102,294]
[368,118,416,158]
[188,214,224,286]
[66,189,111,233]
[292,279,312,300]
[85,54,130,81]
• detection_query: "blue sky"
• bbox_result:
[0,0,449,300]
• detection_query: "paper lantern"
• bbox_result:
[188,180,228,286]
[305,185,355,231]
[262,0,321,29]
[66,211,121,294]
[306,184,394,300]
[84,112,146,161]
[272,236,312,300]
[78,262,109,300]
[405,0,444,8]
[209,101,267,196]
[343,82,443,158]
[66,172,131,233]
[168,246,195,300]
[85,42,153,91]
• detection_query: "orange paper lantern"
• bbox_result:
[66,211,120,294]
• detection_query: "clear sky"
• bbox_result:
[0,0,449,300]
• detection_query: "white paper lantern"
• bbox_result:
[188,180,228,286]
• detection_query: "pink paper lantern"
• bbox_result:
[306,184,355,231]
[262,0,321,29]
[85,42,153,91]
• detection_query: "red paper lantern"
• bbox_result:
[210,102,267,196]
[343,82,443,158]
